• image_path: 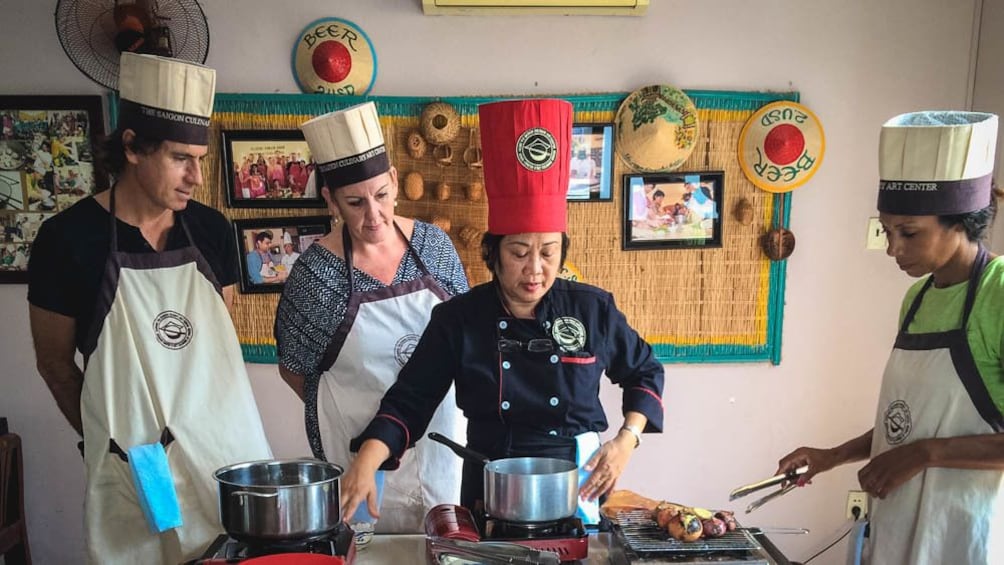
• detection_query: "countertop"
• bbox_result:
[354,532,792,564]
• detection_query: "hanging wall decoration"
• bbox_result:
[738,100,824,193]
[292,17,378,96]
[615,84,699,173]
[738,100,824,261]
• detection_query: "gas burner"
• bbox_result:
[189,524,356,564]
[483,516,586,540]
[424,504,588,562]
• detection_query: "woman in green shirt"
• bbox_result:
[777,111,1004,565]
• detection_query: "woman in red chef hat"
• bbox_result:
[341,99,665,526]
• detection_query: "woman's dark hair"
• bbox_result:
[480,232,570,276]
[938,186,1003,242]
[94,128,164,178]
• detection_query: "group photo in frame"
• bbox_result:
[221,129,326,208]
[234,215,331,293]
[567,123,614,202]
[623,171,724,250]
[0,95,107,282]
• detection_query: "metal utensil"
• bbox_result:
[428,432,578,522]
[428,538,561,565]
[213,459,343,542]
[729,465,808,514]
[729,465,808,501]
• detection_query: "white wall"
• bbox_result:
[0,1,985,563]
[973,0,1004,252]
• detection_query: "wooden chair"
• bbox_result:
[0,431,31,565]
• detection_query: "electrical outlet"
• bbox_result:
[866,217,887,250]
[846,490,869,520]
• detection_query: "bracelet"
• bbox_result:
[620,424,642,448]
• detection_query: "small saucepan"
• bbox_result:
[214,459,343,543]
[428,432,578,523]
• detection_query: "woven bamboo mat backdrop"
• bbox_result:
[182,91,797,364]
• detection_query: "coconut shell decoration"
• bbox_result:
[403,171,425,200]
[462,127,483,169]
[433,144,454,167]
[458,225,484,250]
[420,102,461,146]
[430,215,451,233]
[407,131,427,159]
[735,198,754,226]
[760,227,796,261]
[435,181,451,201]
[465,181,484,202]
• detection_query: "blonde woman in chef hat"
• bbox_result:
[274,102,469,542]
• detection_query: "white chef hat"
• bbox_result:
[878,111,998,215]
[299,102,389,190]
[117,52,216,145]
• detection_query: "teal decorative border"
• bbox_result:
[111,89,797,365]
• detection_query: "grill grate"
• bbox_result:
[614,509,762,555]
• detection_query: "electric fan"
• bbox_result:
[54,0,210,90]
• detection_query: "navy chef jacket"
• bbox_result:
[350,278,665,469]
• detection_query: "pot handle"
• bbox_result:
[427,432,491,466]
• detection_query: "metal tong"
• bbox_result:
[427,538,561,565]
[729,465,809,514]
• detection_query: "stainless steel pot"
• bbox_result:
[214,459,343,542]
[428,432,578,523]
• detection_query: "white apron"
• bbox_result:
[310,223,464,532]
[867,246,1004,565]
[79,192,272,564]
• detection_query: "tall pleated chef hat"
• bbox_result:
[479,98,573,234]
[117,52,216,145]
[878,111,998,215]
[300,101,389,190]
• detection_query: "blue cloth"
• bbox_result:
[127,442,183,533]
[349,470,386,524]
[574,432,601,525]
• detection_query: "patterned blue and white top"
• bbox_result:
[274,220,469,382]
[276,221,469,458]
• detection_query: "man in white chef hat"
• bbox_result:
[28,52,272,564]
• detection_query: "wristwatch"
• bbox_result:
[620,424,642,448]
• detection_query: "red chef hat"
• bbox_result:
[479,99,572,234]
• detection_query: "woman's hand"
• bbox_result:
[857,440,932,499]
[339,440,390,521]
[775,446,839,486]
[340,462,380,522]
[579,432,635,501]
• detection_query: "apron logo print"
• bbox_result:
[552,316,586,352]
[516,127,558,172]
[394,334,421,367]
[883,399,912,445]
[153,310,193,350]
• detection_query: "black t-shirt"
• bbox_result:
[27,196,239,352]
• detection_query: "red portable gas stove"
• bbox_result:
[424,504,589,562]
[188,523,356,564]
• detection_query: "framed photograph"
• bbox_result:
[622,171,724,250]
[568,123,614,202]
[234,215,331,293]
[0,95,107,283]
[221,129,326,208]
